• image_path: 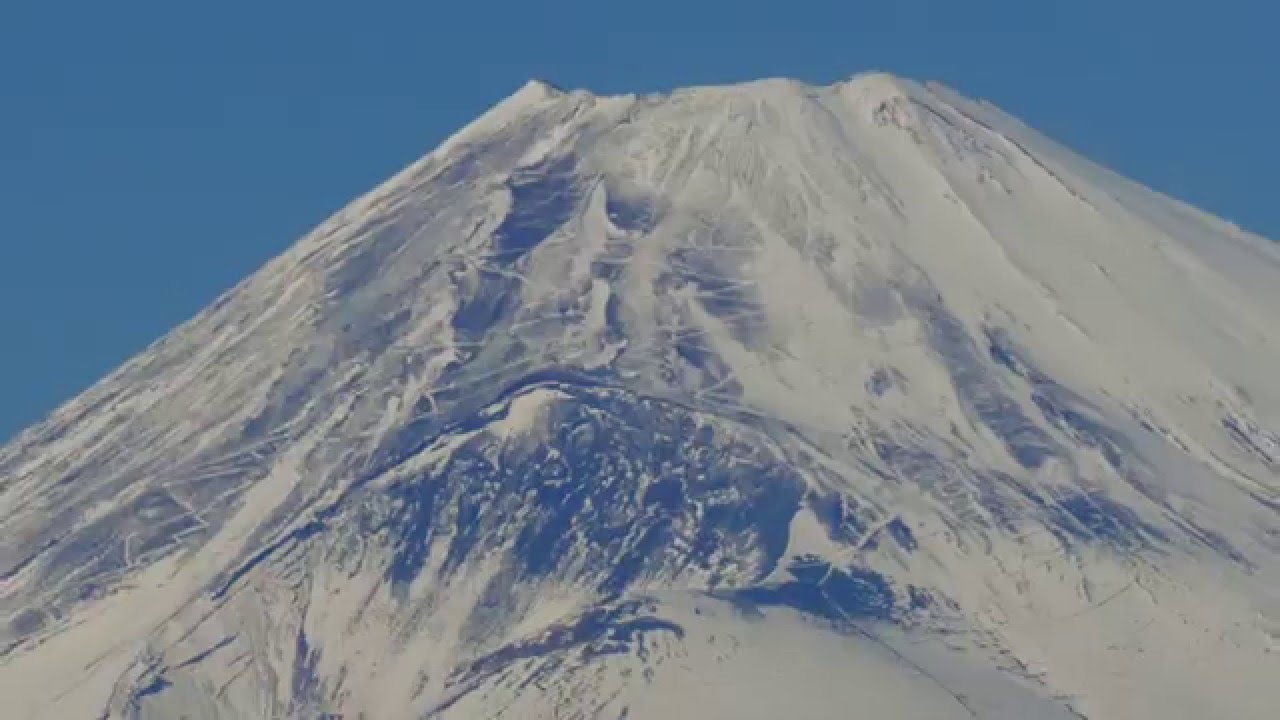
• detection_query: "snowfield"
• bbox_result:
[1,72,1278,719]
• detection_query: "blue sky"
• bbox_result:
[1,0,1275,441]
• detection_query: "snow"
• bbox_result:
[484,386,568,440]
[2,71,1278,719]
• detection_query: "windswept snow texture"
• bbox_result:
[2,74,1280,720]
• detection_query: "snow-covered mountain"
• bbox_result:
[2,72,1278,719]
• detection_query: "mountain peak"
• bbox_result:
[499,71,917,110]
[840,69,907,89]
[516,77,566,101]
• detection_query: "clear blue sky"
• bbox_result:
[1,0,1275,441]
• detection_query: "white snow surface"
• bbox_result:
[1,72,1278,719]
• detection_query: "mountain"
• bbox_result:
[2,72,1278,719]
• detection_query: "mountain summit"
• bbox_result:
[2,73,1278,719]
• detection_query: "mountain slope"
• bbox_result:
[1,72,1278,719]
